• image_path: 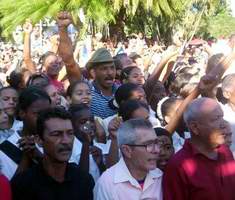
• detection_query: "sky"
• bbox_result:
[229,0,235,17]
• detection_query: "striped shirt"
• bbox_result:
[90,81,118,119]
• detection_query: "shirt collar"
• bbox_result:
[184,139,223,159]
[114,157,162,189]
[38,162,73,183]
[92,81,118,95]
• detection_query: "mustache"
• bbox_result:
[105,76,114,80]
[58,145,72,153]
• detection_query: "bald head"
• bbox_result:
[183,97,221,126]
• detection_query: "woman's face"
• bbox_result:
[69,83,91,106]
[129,88,147,104]
[127,68,145,86]
[45,85,61,107]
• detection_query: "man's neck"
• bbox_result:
[42,157,67,183]
[94,80,113,96]
[124,158,148,181]
[190,139,218,160]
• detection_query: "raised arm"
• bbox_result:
[149,50,178,82]
[166,50,235,134]
[57,12,82,82]
[23,20,36,73]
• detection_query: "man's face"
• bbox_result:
[127,128,159,172]
[194,101,226,148]
[0,101,9,130]
[72,109,95,138]
[94,62,116,89]
[21,99,51,133]
[0,88,18,117]
[42,118,74,163]
[129,88,147,104]
[156,135,174,171]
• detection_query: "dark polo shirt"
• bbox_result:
[163,139,235,200]
[11,163,94,200]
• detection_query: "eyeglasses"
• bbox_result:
[126,139,163,153]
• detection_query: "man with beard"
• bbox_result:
[57,12,118,119]
[11,107,94,200]
[163,97,235,200]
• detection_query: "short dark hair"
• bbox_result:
[120,66,138,83]
[114,83,140,106]
[68,103,91,118]
[37,107,72,139]
[18,86,51,111]
[66,81,90,97]
[118,99,149,121]
[26,73,49,87]
[154,127,173,144]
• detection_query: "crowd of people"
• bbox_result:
[1,11,235,200]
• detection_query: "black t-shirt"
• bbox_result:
[11,163,95,200]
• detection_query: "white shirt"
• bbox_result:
[0,131,21,180]
[0,119,23,144]
[172,131,191,153]
[94,158,163,200]
[69,137,111,182]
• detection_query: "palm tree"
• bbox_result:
[0,0,225,41]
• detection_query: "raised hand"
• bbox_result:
[108,116,122,140]
[23,19,33,34]
[57,11,73,29]
[90,146,103,166]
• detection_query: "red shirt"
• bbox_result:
[49,77,64,94]
[163,140,235,200]
[0,174,11,200]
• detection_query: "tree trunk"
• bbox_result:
[109,7,126,44]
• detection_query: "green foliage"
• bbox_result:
[197,8,235,38]
[0,0,231,42]
[0,0,115,37]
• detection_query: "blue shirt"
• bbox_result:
[90,81,118,119]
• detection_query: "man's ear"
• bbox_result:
[165,115,171,124]
[90,69,96,79]
[189,121,200,136]
[120,145,132,159]
[223,90,231,100]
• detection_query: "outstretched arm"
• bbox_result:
[149,50,178,82]
[23,20,36,73]
[57,12,82,83]
[166,50,235,134]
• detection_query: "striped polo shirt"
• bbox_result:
[90,81,118,119]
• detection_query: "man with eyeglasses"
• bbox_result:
[94,118,163,200]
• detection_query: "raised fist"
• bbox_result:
[23,19,33,34]
[57,11,73,28]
